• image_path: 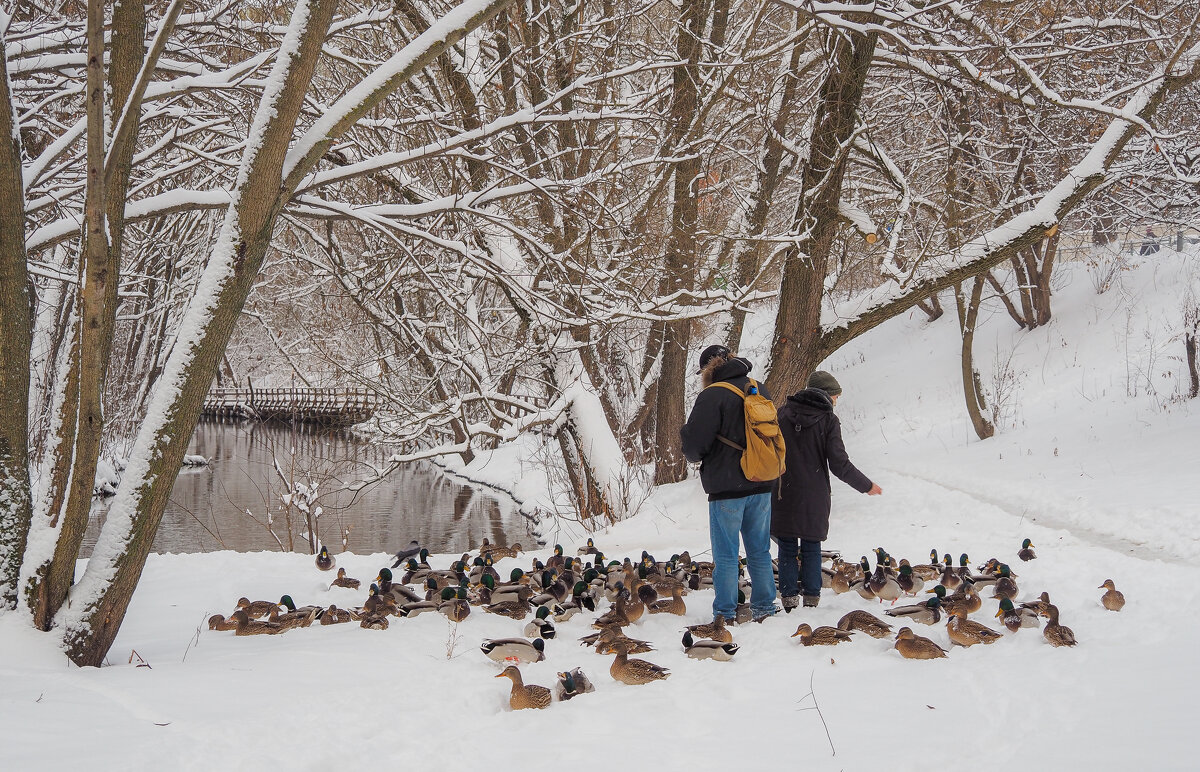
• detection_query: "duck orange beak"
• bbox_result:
[994,609,1003,618]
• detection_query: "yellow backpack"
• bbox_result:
[707,379,786,482]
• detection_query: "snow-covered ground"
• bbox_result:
[3,249,1198,771]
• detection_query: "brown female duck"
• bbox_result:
[791,623,854,646]
[1099,579,1125,611]
[945,608,1003,647]
[608,640,670,685]
[894,626,947,659]
[496,665,551,710]
[836,610,892,638]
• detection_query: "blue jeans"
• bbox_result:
[777,537,822,598]
[709,493,776,619]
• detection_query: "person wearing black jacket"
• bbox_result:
[772,371,882,611]
[680,345,779,623]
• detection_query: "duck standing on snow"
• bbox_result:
[1099,579,1126,611]
[1040,604,1078,647]
[496,666,552,710]
[316,545,335,572]
[1018,538,1037,561]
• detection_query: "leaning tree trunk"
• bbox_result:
[58,0,516,665]
[766,26,879,400]
[954,277,995,440]
[0,30,33,609]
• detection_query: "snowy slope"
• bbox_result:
[2,248,1198,771]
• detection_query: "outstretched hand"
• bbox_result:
[867,483,883,496]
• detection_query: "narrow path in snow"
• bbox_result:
[884,467,1189,565]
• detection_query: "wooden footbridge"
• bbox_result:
[202,387,381,426]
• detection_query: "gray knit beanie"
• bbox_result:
[806,370,842,396]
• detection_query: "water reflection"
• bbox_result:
[83,421,529,557]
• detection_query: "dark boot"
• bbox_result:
[803,595,820,608]
[781,595,799,613]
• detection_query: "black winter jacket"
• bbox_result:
[770,388,873,541]
[680,357,775,501]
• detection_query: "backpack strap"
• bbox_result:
[705,380,749,451]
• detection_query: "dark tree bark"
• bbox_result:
[0,32,33,609]
[767,26,879,400]
[654,0,712,485]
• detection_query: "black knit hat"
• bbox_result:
[696,344,731,373]
[806,370,842,396]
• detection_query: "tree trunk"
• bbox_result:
[38,0,113,626]
[955,277,995,440]
[1186,324,1198,399]
[0,31,33,609]
[59,0,517,665]
[767,26,879,400]
[725,15,811,346]
[653,0,711,485]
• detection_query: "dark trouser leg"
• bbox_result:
[777,537,799,598]
[800,538,823,598]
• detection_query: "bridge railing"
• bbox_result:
[202,387,383,426]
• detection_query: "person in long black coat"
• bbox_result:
[772,371,881,610]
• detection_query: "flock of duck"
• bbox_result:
[207,537,1127,710]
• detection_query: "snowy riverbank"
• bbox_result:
[3,248,1198,770]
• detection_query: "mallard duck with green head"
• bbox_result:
[995,598,1039,632]
[439,586,471,622]
[1018,538,1037,561]
[682,631,739,660]
[481,636,546,664]
[315,545,335,572]
[990,564,1019,601]
[556,668,595,701]
[523,605,557,639]
[884,596,942,625]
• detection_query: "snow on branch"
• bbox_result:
[281,0,518,191]
[818,39,1200,351]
